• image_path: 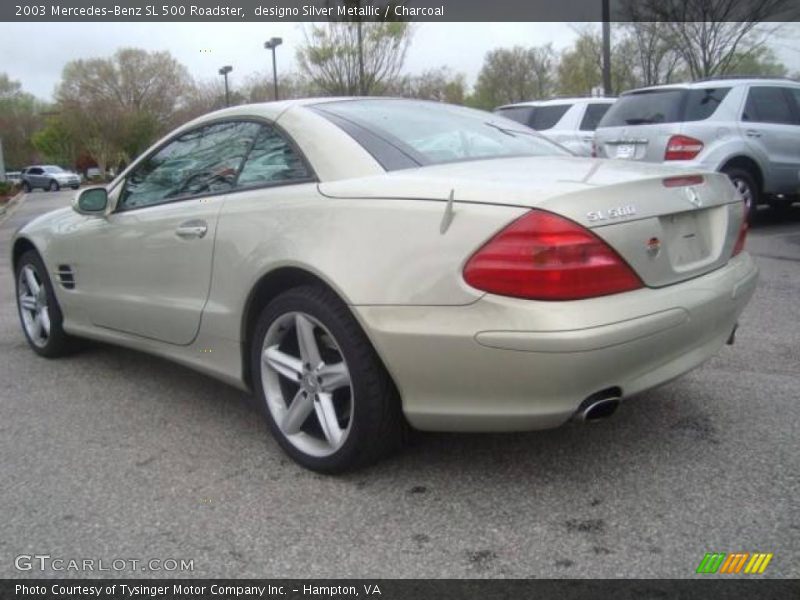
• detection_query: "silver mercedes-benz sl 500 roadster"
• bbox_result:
[12,98,757,471]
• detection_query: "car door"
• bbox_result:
[73,120,262,345]
[740,85,800,194]
[27,167,44,188]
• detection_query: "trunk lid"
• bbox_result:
[319,156,745,288]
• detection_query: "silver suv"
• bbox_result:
[594,78,800,217]
[495,97,616,156]
[21,165,81,192]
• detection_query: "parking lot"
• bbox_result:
[1,189,798,578]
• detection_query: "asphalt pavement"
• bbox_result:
[1,189,798,578]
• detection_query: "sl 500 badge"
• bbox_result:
[586,205,637,222]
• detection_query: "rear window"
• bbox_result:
[495,104,571,130]
[599,90,685,127]
[683,87,731,121]
[314,99,570,169]
[579,103,612,130]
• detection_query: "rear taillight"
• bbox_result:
[591,142,597,158]
[662,174,704,188]
[463,210,643,301]
[732,204,748,256]
[664,135,704,161]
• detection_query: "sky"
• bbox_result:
[2,22,800,101]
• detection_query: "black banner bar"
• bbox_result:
[2,580,800,600]
[2,0,800,22]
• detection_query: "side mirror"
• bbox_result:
[73,186,108,215]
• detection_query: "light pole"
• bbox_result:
[218,65,233,107]
[601,0,612,97]
[264,37,283,101]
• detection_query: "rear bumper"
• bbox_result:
[354,253,758,432]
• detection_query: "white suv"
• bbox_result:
[594,78,800,217]
[494,97,616,156]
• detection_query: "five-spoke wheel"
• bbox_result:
[252,285,403,473]
[261,311,353,457]
[18,264,51,348]
[15,250,77,357]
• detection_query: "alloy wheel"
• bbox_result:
[260,311,353,457]
[732,177,754,214]
[18,264,51,348]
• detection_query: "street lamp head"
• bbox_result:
[265,37,283,50]
[218,65,233,76]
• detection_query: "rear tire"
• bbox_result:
[48,180,60,192]
[15,250,79,358]
[722,167,759,221]
[22,181,31,193]
[251,285,404,473]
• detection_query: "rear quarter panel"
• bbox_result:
[199,184,527,343]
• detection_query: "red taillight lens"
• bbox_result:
[732,204,748,256]
[664,135,704,161]
[463,210,643,301]
[591,141,598,158]
[662,174,704,187]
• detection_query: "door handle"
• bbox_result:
[745,129,762,138]
[581,136,594,142]
[175,220,208,239]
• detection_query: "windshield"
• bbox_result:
[598,90,686,127]
[44,166,65,173]
[313,99,570,169]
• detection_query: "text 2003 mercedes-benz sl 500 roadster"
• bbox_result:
[13,98,757,472]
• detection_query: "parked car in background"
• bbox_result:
[12,98,756,472]
[594,77,800,218]
[494,97,616,156]
[4,171,22,184]
[21,165,81,192]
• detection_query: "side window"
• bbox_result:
[683,87,731,121]
[530,105,571,130]
[494,107,534,127]
[742,86,796,125]
[579,103,612,131]
[237,126,311,188]
[789,88,800,122]
[28,168,43,175]
[119,121,261,210]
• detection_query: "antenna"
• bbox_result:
[440,189,455,234]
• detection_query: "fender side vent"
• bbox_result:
[56,265,75,290]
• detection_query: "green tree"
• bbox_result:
[392,67,467,104]
[471,45,557,109]
[297,13,413,95]
[619,0,796,79]
[0,73,41,168]
[56,48,192,172]
[557,29,643,96]
[32,116,77,166]
[723,46,788,77]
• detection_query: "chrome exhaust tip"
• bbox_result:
[575,389,622,422]
[581,398,620,421]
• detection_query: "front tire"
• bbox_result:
[251,285,404,473]
[15,250,78,358]
[723,167,759,221]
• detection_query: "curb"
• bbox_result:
[0,191,25,223]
